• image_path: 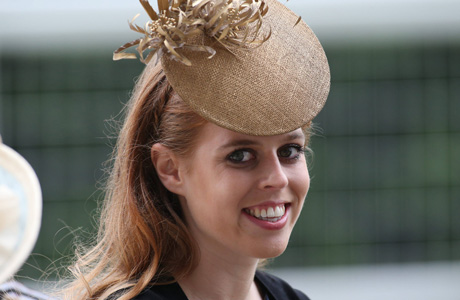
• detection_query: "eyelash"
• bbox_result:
[226,144,305,165]
[279,144,306,162]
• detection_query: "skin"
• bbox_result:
[152,122,310,300]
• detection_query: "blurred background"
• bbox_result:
[1,0,459,299]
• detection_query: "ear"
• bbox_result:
[151,143,184,195]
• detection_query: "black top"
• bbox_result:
[130,271,309,300]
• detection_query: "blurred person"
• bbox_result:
[0,138,49,299]
[0,281,52,300]
[63,0,330,299]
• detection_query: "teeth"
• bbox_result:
[254,207,260,218]
[245,204,286,222]
[275,206,282,216]
[261,209,267,218]
[267,207,275,217]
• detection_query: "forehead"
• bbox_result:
[194,123,305,149]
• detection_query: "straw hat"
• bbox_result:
[114,0,330,136]
[0,138,42,284]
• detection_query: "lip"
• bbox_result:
[244,201,289,210]
[242,203,290,230]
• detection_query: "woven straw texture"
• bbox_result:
[162,0,330,136]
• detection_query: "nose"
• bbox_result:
[257,155,289,190]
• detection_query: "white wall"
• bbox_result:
[271,262,460,300]
[1,0,459,52]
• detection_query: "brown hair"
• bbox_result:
[63,60,314,299]
[63,63,206,300]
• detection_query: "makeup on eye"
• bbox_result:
[227,149,256,163]
[277,144,305,161]
[226,143,305,165]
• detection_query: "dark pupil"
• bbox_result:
[231,151,245,161]
[279,147,292,158]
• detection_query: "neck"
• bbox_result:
[178,245,262,300]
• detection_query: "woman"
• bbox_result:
[64,0,330,299]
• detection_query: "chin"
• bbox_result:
[250,240,289,259]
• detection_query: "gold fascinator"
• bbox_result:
[115,0,330,136]
[114,0,269,66]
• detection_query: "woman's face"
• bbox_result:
[176,123,310,260]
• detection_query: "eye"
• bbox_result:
[278,144,304,161]
[227,149,255,164]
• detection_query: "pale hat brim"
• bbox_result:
[0,142,42,283]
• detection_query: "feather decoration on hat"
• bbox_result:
[113,0,270,66]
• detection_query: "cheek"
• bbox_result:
[180,164,234,219]
[292,164,310,199]
[287,165,309,228]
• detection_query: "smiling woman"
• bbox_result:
[62,0,330,299]
[153,124,310,260]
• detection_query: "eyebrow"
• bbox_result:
[218,131,305,151]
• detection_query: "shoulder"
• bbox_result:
[255,270,310,300]
[129,282,188,300]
